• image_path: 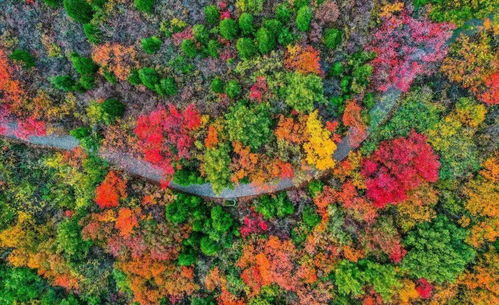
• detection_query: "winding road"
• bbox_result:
[1,16,487,199]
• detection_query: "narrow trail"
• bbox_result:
[1,17,487,199]
[1,88,401,199]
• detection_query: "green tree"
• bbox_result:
[165,193,202,224]
[210,77,225,93]
[225,101,273,150]
[302,205,321,229]
[56,217,92,262]
[362,88,442,154]
[92,98,125,124]
[193,24,210,44]
[141,36,162,54]
[43,0,62,8]
[63,0,94,23]
[225,80,242,98]
[236,0,265,13]
[204,144,232,193]
[334,260,400,300]
[206,39,220,58]
[157,77,177,96]
[181,39,198,57]
[324,28,343,49]
[238,13,255,35]
[402,216,476,283]
[256,27,276,54]
[204,5,220,25]
[69,53,98,76]
[50,75,77,92]
[83,23,103,44]
[236,37,257,59]
[284,72,325,112]
[137,67,160,90]
[256,193,295,219]
[275,3,292,23]
[219,18,239,40]
[9,49,35,68]
[296,6,312,32]
[334,260,365,297]
[134,0,155,13]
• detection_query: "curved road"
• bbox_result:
[0,17,487,199]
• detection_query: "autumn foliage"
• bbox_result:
[0,49,25,111]
[134,104,202,176]
[285,45,323,76]
[368,11,453,92]
[91,43,138,81]
[361,131,440,208]
[343,100,368,148]
[95,171,127,208]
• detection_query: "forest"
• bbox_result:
[0,0,497,304]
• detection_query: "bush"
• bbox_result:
[134,0,154,13]
[296,6,312,32]
[236,37,257,59]
[83,23,102,44]
[192,24,210,44]
[9,49,35,68]
[141,36,162,54]
[50,75,76,91]
[225,80,242,98]
[256,27,276,54]
[204,5,220,25]
[210,77,225,93]
[63,0,94,23]
[323,28,343,49]
[225,101,273,150]
[256,193,295,219]
[181,39,198,57]
[219,18,239,40]
[238,13,254,35]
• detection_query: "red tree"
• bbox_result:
[361,131,440,208]
[95,171,127,208]
[134,104,201,176]
[368,11,454,92]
